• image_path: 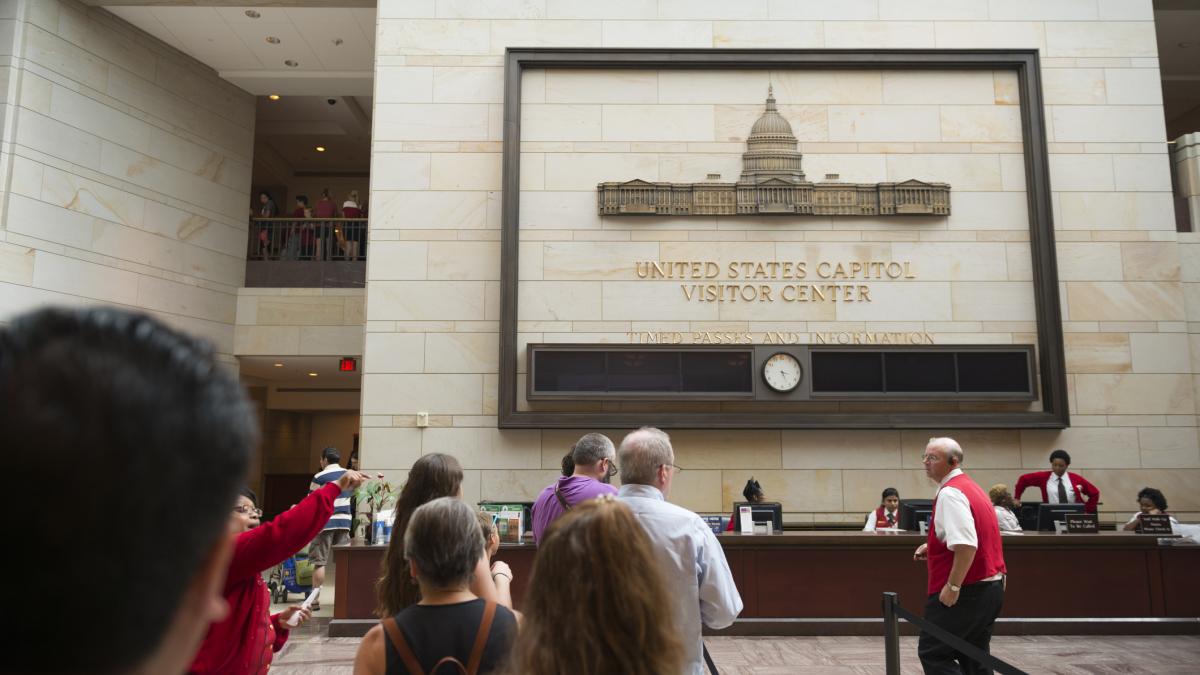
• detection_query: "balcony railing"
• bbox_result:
[245,217,367,288]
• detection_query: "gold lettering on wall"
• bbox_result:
[625,331,935,345]
[630,259,915,303]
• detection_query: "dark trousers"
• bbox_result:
[918,580,1005,675]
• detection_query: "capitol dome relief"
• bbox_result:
[597,89,950,217]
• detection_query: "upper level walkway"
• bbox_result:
[246,217,367,288]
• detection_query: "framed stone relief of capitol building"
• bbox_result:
[498,49,1067,430]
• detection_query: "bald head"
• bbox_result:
[618,427,674,487]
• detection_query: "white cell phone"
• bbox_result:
[287,587,321,626]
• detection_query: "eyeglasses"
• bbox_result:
[920,454,942,464]
[661,462,684,473]
[234,505,263,516]
[604,458,619,478]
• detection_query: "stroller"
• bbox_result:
[267,543,315,604]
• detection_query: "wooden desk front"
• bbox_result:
[331,531,1199,636]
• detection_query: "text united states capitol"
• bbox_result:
[633,259,917,303]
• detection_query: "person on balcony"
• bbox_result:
[256,191,277,258]
[287,195,310,260]
[342,190,363,260]
[312,189,337,260]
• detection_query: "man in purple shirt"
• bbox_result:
[531,433,619,541]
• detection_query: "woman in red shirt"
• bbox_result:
[189,470,367,674]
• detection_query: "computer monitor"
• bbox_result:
[899,499,934,531]
[1016,501,1043,531]
[732,502,783,532]
[1036,503,1085,531]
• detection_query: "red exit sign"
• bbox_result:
[338,357,357,372]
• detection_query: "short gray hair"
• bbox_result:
[572,432,615,466]
[403,497,482,589]
[618,427,673,485]
[927,437,963,466]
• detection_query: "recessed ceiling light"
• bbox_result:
[245,10,260,19]
[273,362,284,367]
[315,146,326,152]
[284,60,299,68]
[308,372,319,377]
[1179,42,1192,49]
[265,36,281,44]
[268,94,280,101]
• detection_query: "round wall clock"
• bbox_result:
[762,352,802,393]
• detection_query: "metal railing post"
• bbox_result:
[882,592,900,675]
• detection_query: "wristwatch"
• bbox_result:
[948,583,962,592]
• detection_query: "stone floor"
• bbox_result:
[272,623,1200,674]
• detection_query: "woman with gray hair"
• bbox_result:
[353,497,518,675]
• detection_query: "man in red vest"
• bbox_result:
[913,437,1007,675]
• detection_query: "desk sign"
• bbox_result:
[1138,514,1174,534]
[739,506,754,534]
[1064,513,1099,533]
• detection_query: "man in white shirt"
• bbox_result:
[913,438,1007,675]
[617,427,744,675]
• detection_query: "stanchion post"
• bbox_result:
[883,592,900,675]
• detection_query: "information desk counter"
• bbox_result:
[331,531,1198,637]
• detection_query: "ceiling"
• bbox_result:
[103,5,375,95]
[239,355,362,386]
[254,94,372,182]
[1154,2,1200,138]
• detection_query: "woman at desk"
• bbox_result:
[989,484,1023,533]
[863,487,900,531]
[1122,487,1181,532]
[1014,449,1100,513]
[726,478,765,531]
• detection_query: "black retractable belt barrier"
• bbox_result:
[882,592,1029,675]
[702,643,719,675]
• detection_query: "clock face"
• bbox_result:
[763,352,802,393]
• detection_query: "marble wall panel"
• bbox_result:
[367,281,487,321]
[362,373,484,415]
[836,282,952,322]
[1130,333,1191,374]
[422,428,542,469]
[601,281,720,322]
[721,469,844,512]
[782,430,902,469]
[371,191,488,230]
[543,69,657,104]
[881,70,995,104]
[939,106,1022,143]
[602,105,715,143]
[1044,21,1158,58]
[1138,427,1200,469]
[1040,68,1107,105]
[1075,374,1194,416]
[1065,333,1132,373]
[363,332,426,373]
[712,20,823,49]
[1066,282,1185,322]
[360,427,424,470]
[932,21,1045,50]
[519,281,603,321]
[540,241,658,280]
[1051,106,1167,143]
[829,105,941,142]
[424,332,499,373]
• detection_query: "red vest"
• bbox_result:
[927,473,1006,594]
[874,506,897,528]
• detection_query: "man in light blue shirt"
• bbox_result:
[617,427,743,675]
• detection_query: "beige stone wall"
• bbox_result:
[235,287,365,356]
[0,0,254,360]
[365,0,1199,522]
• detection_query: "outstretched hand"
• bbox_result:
[336,470,370,491]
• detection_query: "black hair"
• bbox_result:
[1049,449,1071,465]
[561,450,576,477]
[322,446,341,465]
[240,488,259,507]
[259,190,272,200]
[882,487,899,500]
[1137,487,1168,512]
[742,478,764,503]
[296,194,308,206]
[0,307,254,672]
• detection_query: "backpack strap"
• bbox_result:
[465,601,498,675]
[382,616,425,675]
[553,486,572,511]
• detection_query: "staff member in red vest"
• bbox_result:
[913,438,1007,675]
[1013,449,1100,513]
[863,487,901,531]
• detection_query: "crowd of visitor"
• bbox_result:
[4,305,1190,675]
